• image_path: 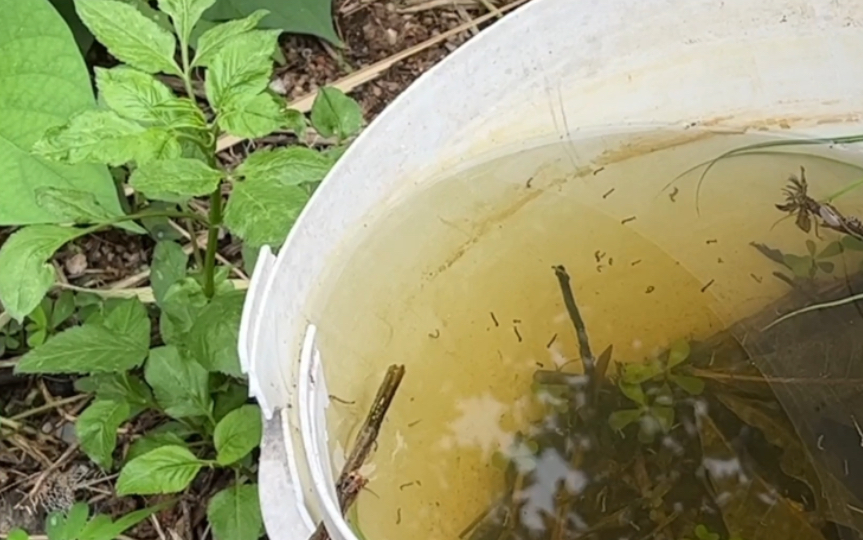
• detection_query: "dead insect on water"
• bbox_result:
[775,166,819,234]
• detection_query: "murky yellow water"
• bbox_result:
[307,128,863,540]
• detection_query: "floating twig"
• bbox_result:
[553,266,595,382]
[309,365,405,540]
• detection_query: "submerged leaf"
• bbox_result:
[669,374,705,395]
[696,412,827,540]
[667,339,691,368]
[608,409,642,432]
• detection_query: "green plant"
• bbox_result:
[5,501,167,540]
[780,239,843,279]
[608,379,676,443]
[618,339,705,396]
[0,0,363,538]
[24,291,77,347]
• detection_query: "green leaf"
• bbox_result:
[237,146,331,186]
[16,298,150,374]
[782,253,813,279]
[75,0,180,75]
[618,381,646,405]
[35,187,118,225]
[145,345,213,419]
[189,290,245,376]
[130,158,224,200]
[160,277,208,337]
[75,372,154,409]
[52,290,77,327]
[805,239,816,256]
[310,87,363,140]
[64,503,90,539]
[214,404,262,465]
[218,92,284,139]
[817,261,835,274]
[151,241,189,306]
[204,0,341,45]
[95,66,184,125]
[620,361,663,385]
[224,176,309,247]
[46,512,67,540]
[651,405,675,432]
[158,0,216,43]
[608,409,642,432]
[283,108,307,138]
[666,339,691,369]
[192,9,268,67]
[117,444,204,495]
[79,504,170,540]
[841,234,863,251]
[205,29,280,111]
[207,483,263,540]
[0,0,122,226]
[214,381,250,421]
[7,529,30,540]
[34,110,182,166]
[817,241,843,259]
[128,431,189,461]
[76,399,132,469]
[0,225,87,321]
[668,374,705,395]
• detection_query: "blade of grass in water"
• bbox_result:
[763,292,863,331]
[661,134,863,214]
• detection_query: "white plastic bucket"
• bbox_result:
[238,0,863,538]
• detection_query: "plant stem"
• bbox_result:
[203,189,222,299]
[179,38,196,101]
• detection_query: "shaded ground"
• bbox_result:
[0,0,529,538]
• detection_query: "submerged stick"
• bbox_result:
[553,265,595,380]
[308,364,406,540]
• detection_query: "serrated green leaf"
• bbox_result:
[78,503,169,540]
[237,146,331,186]
[75,0,180,75]
[75,372,154,409]
[160,277,208,338]
[145,345,212,419]
[666,339,690,369]
[310,87,363,140]
[205,29,280,111]
[130,158,224,201]
[16,298,150,374]
[204,0,341,45]
[35,186,117,225]
[214,404,261,465]
[151,241,189,306]
[95,66,181,125]
[158,0,216,43]
[117,445,203,495]
[0,225,87,321]
[76,399,132,469]
[189,290,245,376]
[0,0,123,227]
[127,431,189,461]
[224,176,309,246]
[218,92,283,139]
[192,9,268,67]
[207,483,263,540]
[34,110,182,166]
[283,108,307,138]
[608,409,642,432]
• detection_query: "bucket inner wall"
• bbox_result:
[303,127,863,540]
